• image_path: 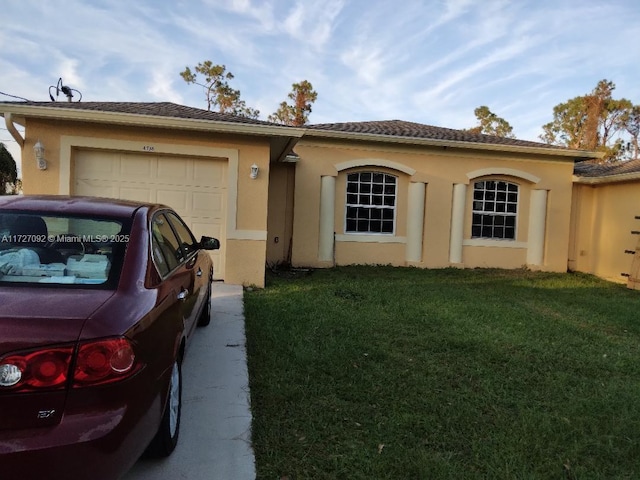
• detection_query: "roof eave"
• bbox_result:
[1,104,305,138]
[304,129,603,159]
[573,171,640,185]
[1,104,603,160]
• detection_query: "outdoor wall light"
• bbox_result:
[250,163,259,179]
[33,140,47,170]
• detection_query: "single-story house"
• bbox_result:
[3,101,635,289]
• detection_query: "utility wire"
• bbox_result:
[1,126,24,142]
[0,91,31,101]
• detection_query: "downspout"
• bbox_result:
[4,113,24,148]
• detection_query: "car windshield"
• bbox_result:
[0,212,130,288]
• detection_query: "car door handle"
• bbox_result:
[196,268,202,277]
[177,289,189,301]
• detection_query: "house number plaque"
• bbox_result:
[142,145,155,152]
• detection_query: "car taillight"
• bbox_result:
[0,338,141,392]
[0,347,74,392]
[73,338,139,387]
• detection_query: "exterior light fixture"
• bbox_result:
[33,140,47,170]
[250,164,259,179]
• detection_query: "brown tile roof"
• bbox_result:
[0,101,283,127]
[0,102,602,158]
[307,119,562,150]
[573,159,640,177]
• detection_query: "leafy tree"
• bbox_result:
[180,61,259,119]
[622,105,640,160]
[467,106,515,138]
[268,80,318,126]
[0,143,18,195]
[540,79,634,161]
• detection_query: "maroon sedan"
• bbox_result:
[0,195,220,479]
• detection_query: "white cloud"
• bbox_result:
[340,46,385,86]
[202,0,276,32]
[0,0,639,148]
[415,32,546,104]
[148,69,184,104]
[425,0,476,33]
[282,0,346,48]
[56,58,83,89]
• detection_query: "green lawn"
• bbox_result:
[244,267,640,479]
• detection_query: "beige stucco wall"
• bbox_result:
[569,180,640,283]
[290,139,575,272]
[19,114,598,286]
[20,119,271,287]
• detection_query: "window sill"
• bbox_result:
[336,234,407,244]
[463,239,528,248]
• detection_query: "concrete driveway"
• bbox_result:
[123,283,256,480]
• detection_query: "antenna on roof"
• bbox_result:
[48,78,83,102]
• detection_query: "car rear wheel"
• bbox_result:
[197,281,212,327]
[146,358,182,457]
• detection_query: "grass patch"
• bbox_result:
[245,267,640,479]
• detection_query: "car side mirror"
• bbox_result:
[200,236,220,250]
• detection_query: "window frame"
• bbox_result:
[150,212,184,277]
[150,210,201,278]
[344,171,398,235]
[164,211,198,259]
[471,179,520,241]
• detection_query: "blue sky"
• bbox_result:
[1,0,639,170]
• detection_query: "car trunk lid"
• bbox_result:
[0,288,115,431]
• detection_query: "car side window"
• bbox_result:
[165,212,198,258]
[151,214,183,275]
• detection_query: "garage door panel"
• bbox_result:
[119,155,153,178]
[191,221,221,237]
[194,161,225,183]
[118,187,153,203]
[75,152,119,176]
[157,158,189,182]
[74,150,227,279]
[75,179,117,198]
[156,190,189,212]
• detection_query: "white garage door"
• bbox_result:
[74,150,227,279]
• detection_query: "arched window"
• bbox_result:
[345,171,397,234]
[471,180,519,240]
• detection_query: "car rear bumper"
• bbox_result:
[0,376,163,480]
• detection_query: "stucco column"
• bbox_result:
[449,183,467,264]
[318,175,336,262]
[527,189,548,266]
[406,182,426,262]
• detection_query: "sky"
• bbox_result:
[1,0,639,172]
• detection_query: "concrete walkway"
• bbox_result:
[124,283,256,480]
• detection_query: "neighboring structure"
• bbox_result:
[1,101,612,287]
[571,159,640,287]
